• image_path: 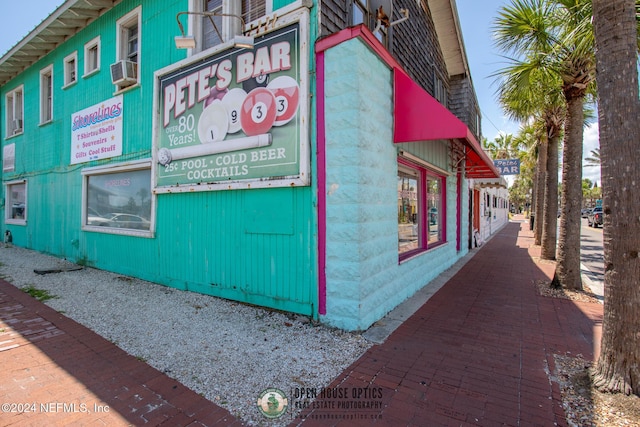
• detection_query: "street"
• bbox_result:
[580,217,604,298]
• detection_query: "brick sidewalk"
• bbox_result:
[295,219,603,426]
[0,219,603,426]
[0,281,242,426]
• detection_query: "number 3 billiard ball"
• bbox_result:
[240,87,277,136]
[267,76,300,126]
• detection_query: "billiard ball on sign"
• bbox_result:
[240,87,277,136]
[267,76,300,126]
[220,88,247,134]
[242,73,270,92]
[204,86,228,108]
[198,100,229,143]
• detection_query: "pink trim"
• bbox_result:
[315,25,402,70]
[456,171,462,252]
[393,69,499,179]
[316,50,327,315]
[315,24,399,316]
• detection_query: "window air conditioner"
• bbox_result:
[12,119,22,133]
[110,60,137,86]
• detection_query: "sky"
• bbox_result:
[456,0,601,185]
[0,0,601,185]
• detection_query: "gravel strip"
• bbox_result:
[534,277,640,426]
[0,245,372,426]
[554,354,640,427]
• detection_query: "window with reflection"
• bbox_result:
[398,164,420,255]
[83,162,153,235]
[398,157,446,260]
[5,180,26,225]
[427,175,442,244]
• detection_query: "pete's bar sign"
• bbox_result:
[163,42,292,128]
[156,23,303,188]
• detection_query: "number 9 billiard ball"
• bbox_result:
[240,87,277,136]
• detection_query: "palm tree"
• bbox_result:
[494,0,596,289]
[584,147,600,167]
[492,1,566,260]
[513,121,545,243]
[483,133,521,159]
[591,0,640,396]
[551,0,596,290]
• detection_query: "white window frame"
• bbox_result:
[5,85,24,137]
[5,179,27,225]
[84,36,101,77]
[40,65,53,124]
[63,51,78,87]
[81,159,155,238]
[187,0,269,54]
[114,6,141,90]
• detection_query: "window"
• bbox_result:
[398,164,420,255]
[5,180,27,225]
[241,0,266,24]
[192,0,266,52]
[398,157,446,259]
[352,0,368,25]
[82,160,153,236]
[84,36,101,76]
[40,65,53,124]
[202,0,223,50]
[115,7,141,88]
[434,72,448,107]
[63,52,78,87]
[350,0,389,47]
[5,86,23,137]
[427,175,443,244]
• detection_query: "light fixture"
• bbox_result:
[232,35,254,49]
[175,11,254,50]
[174,35,196,49]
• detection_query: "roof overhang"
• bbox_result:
[426,0,469,78]
[393,69,499,179]
[0,0,117,86]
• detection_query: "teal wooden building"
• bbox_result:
[0,0,498,331]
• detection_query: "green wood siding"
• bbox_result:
[2,0,317,316]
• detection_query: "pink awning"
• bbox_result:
[393,69,499,179]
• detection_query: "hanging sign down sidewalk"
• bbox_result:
[493,158,520,175]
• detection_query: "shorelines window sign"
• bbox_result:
[71,96,124,164]
[493,158,520,175]
[153,20,309,192]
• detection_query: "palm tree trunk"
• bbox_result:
[534,138,547,245]
[540,132,558,260]
[551,97,583,289]
[591,0,640,396]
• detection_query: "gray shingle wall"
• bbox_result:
[319,0,480,139]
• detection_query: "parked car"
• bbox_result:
[587,207,603,227]
[581,208,591,218]
[107,213,151,230]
